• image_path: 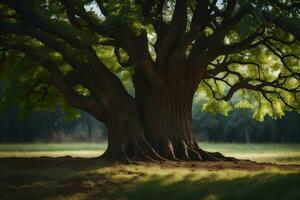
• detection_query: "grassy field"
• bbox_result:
[0,143,300,200]
[0,142,300,164]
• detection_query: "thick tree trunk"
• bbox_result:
[99,94,162,162]
[99,75,234,162]
[136,84,197,160]
[132,76,233,161]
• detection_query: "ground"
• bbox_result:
[0,143,300,200]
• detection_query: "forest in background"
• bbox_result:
[0,103,299,143]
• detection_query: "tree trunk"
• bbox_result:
[99,93,162,162]
[99,76,234,162]
[132,77,232,161]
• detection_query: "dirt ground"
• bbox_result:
[1,157,300,200]
[1,156,300,170]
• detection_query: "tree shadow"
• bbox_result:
[127,173,300,200]
[275,156,300,163]
[0,157,142,199]
[1,157,300,200]
[0,157,107,199]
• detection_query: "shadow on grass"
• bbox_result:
[0,157,109,200]
[276,156,300,163]
[4,171,297,200]
[0,157,300,200]
[128,173,300,200]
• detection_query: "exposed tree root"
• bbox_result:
[99,139,237,163]
[99,138,165,163]
[197,148,237,162]
[149,138,238,162]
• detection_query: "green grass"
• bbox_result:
[201,143,300,164]
[0,143,300,200]
[127,167,300,200]
[0,160,299,200]
[0,143,106,158]
[0,143,106,152]
[1,142,300,164]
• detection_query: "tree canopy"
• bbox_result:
[1,0,300,161]
[0,0,299,120]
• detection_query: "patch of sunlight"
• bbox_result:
[89,164,299,188]
[202,194,220,200]
[84,165,299,200]
[199,143,300,164]
[0,143,107,152]
[47,193,87,200]
[1,143,300,164]
[242,152,300,161]
[0,150,103,158]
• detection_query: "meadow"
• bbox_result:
[0,142,300,164]
[0,143,300,200]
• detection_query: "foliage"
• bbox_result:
[1,102,300,143]
[0,0,299,121]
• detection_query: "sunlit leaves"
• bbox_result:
[73,84,91,96]
[198,25,300,121]
[101,0,142,25]
[95,45,134,94]
[0,0,299,123]
[234,99,253,109]
[202,100,232,116]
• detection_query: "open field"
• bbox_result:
[0,143,300,164]
[0,143,300,200]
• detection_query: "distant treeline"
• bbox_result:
[193,109,300,143]
[0,107,107,143]
[0,106,299,143]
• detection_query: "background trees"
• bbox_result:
[1,103,300,143]
[0,0,299,161]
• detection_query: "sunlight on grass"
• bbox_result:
[0,143,105,158]
[0,143,300,164]
[200,143,300,164]
[0,151,102,158]
[96,165,295,182]
[123,166,300,200]
[1,157,299,200]
[85,165,300,200]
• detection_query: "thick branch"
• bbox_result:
[2,43,107,117]
[156,0,187,70]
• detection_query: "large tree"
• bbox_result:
[0,0,299,161]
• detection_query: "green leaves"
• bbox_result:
[0,49,78,119]
[73,84,91,97]
[101,0,142,26]
[0,0,299,123]
[202,100,233,116]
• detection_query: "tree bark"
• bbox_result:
[98,93,162,162]
[131,75,233,162]
[136,82,195,160]
[89,56,235,162]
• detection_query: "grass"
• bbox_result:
[127,167,300,200]
[0,143,300,200]
[1,142,300,164]
[0,143,106,158]
[0,159,299,200]
[201,143,300,164]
